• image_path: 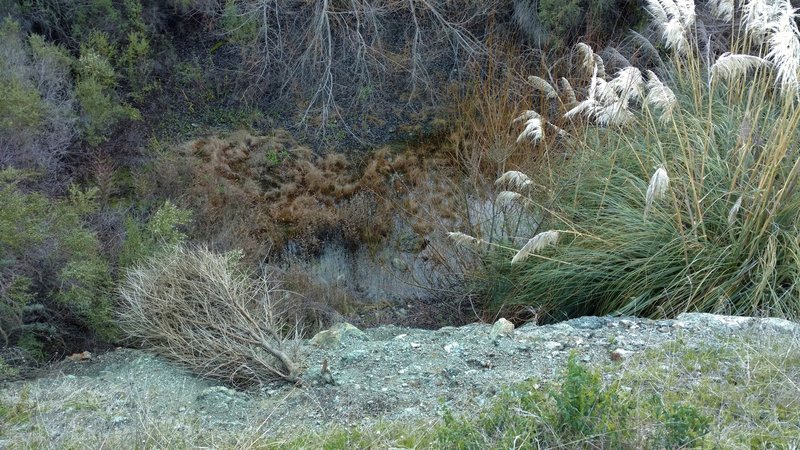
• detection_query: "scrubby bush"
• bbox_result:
[0,18,77,174]
[453,0,800,322]
[75,48,141,146]
[436,355,710,448]
[118,200,191,268]
[117,246,302,386]
[0,169,116,353]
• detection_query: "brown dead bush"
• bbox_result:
[117,246,302,387]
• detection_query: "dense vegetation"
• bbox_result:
[455,0,800,325]
[1,0,799,447]
[1,0,798,388]
[0,0,642,362]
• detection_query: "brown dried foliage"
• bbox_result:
[118,246,302,387]
[141,130,460,262]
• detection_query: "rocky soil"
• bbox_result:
[1,313,799,447]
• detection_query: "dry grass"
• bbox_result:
[136,129,479,328]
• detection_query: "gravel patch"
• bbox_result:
[1,313,798,446]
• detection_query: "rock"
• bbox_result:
[391,257,409,272]
[443,342,460,353]
[566,316,606,330]
[490,318,515,337]
[759,317,800,335]
[196,386,248,406]
[311,323,369,348]
[610,348,634,361]
[341,349,368,364]
[677,313,751,329]
[543,341,564,351]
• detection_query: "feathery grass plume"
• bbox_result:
[576,43,595,71]
[663,18,691,54]
[511,230,560,264]
[644,165,670,218]
[608,66,645,103]
[644,0,669,28]
[675,0,696,27]
[593,77,619,105]
[576,43,606,77]
[742,0,782,40]
[447,231,485,250]
[710,0,735,22]
[565,65,612,123]
[597,100,636,126]
[766,26,800,96]
[564,98,599,120]
[495,170,533,191]
[559,77,577,105]
[513,110,542,123]
[645,70,678,124]
[728,195,744,225]
[646,0,695,54]
[710,53,770,84]
[528,76,558,99]
[514,111,545,143]
[516,117,544,143]
[496,190,524,208]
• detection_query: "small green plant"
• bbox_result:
[0,386,34,436]
[0,358,20,382]
[655,402,711,448]
[119,200,191,268]
[75,49,141,146]
[549,355,630,444]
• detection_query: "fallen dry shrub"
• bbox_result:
[117,246,302,387]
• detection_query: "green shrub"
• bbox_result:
[121,30,155,100]
[654,401,711,448]
[75,76,140,146]
[221,0,260,46]
[514,0,644,49]
[72,0,124,44]
[0,19,47,141]
[0,77,44,130]
[0,357,20,382]
[119,200,191,268]
[0,169,116,351]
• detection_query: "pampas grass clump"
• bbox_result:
[460,0,800,323]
